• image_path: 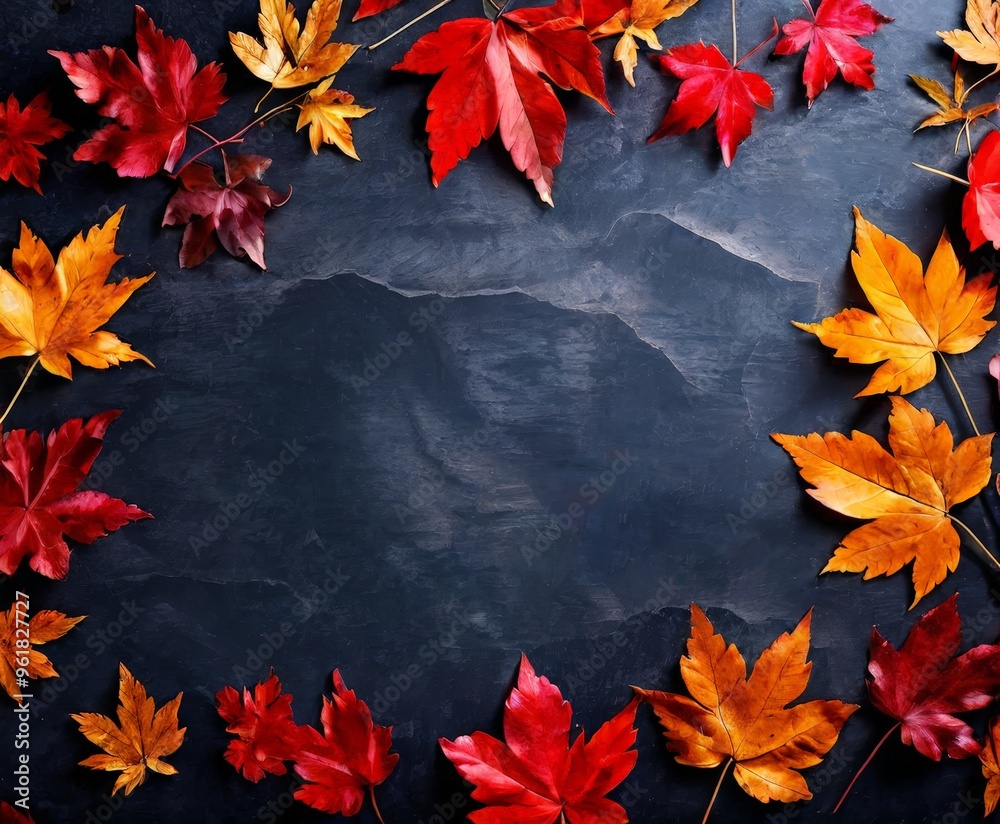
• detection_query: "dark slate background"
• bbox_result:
[1,0,999,821]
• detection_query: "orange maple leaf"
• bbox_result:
[0,605,84,704]
[793,207,995,396]
[634,604,856,819]
[0,208,153,379]
[773,396,994,607]
[983,714,1000,816]
[72,663,185,796]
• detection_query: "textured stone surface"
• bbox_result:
[0,0,998,820]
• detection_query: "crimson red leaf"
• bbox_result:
[868,593,1000,760]
[162,153,290,269]
[354,0,405,20]
[50,5,226,177]
[0,91,70,193]
[217,671,308,782]
[0,411,150,579]
[440,653,639,823]
[293,669,399,816]
[774,0,891,106]
[393,0,612,206]
[963,129,1000,250]
[0,802,32,824]
[649,26,777,167]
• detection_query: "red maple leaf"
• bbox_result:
[649,23,777,167]
[393,0,612,206]
[440,653,639,823]
[354,0,404,20]
[774,0,891,106]
[50,5,227,178]
[868,593,1000,760]
[161,153,290,269]
[293,670,399,817]
[0,411,150,579]
[217,671,308,782]
[0,802,33,824]
[964,129,1000,250]
[0,91,70,194]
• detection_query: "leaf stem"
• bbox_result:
[190,124,220,142]
[937,352,981,435]
[0,355,40,428]
[369,785,387,824]
[950,514,1000,570]
[963,67,1000,100]
[702,759,732,824]
[731,0,737,64]
[911,162,970,186]
[255,85,274,114]
[368,0,454,51]
[832,722,900,814]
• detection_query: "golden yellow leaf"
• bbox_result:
[0,606,84,705]
[593,0,701,86]
[773,397,994,607]
[229,0,359,89]
[634,605,857,811]
[983,715,1000,816]
[73,663,185,796]
[296,77,374,159]
[0,208,153,380]
[911,71,999,152]
[939,0,1000,67]
[793,207,996,396]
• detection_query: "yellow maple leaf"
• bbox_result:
[296,77,374,159]
[229,0,358,89]
[593,0,701,86]
[0,208,153,380]
[939,0,1000,68]
[0,606,84,705]
[773,397,994,607]
[73,663,186,796]
[911,70,999,153]
[982,714,1000,816]
[635,605,856,817]
[793,207,996,396]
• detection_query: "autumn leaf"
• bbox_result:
[774,0,891,106]
[162,153,290,269]
[353,0,404,20]
[964,129,1000,250]
[773,397,993,607]
[835,596,1000,811]
[590,0,701,86]
[911,70,999,155]
[0,802,32,824]
[939,0,1000,68]
[51,6,226,177]
[648,22,778,167]
[0,411,151,579]
[293,669,399,816]
[0,91,70,194]
[793,207,996,395]
[0,605,84,704]
[229,0,358,89]
[393,0,613,206]
[635,605,856,818]
[440,653,639,823]
[73,663,185,796]
[296,77,374,159]
[0,208,153,379]
[982,714,1000,816]
[217,670,308,782]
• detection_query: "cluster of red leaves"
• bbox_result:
[217,670,398,817]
